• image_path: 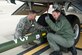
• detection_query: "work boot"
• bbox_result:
[29,42,37,45]
[50,51,62,55]
[22,43,31,48]
[22,42,37,49]
[68,46,77,55]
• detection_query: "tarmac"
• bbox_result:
[0,1,82,55]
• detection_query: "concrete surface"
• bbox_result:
[0,1,82,55]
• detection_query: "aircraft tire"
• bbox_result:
[37,14,80,45]
[66,15,80,45]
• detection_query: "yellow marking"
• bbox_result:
[75,32,82,48]
[42,33,46,37]
[80,32,82,34]
[80,25,82,28]
[24,43,48,55]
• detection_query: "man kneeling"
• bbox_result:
[45,9,77,55]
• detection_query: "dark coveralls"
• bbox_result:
[45,14,75,51]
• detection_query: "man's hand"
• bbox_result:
[45,15,50,20]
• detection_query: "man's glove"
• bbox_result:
[45,27,56,33]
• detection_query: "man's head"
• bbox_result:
[28,10,37,20]
[52,9,61,20]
